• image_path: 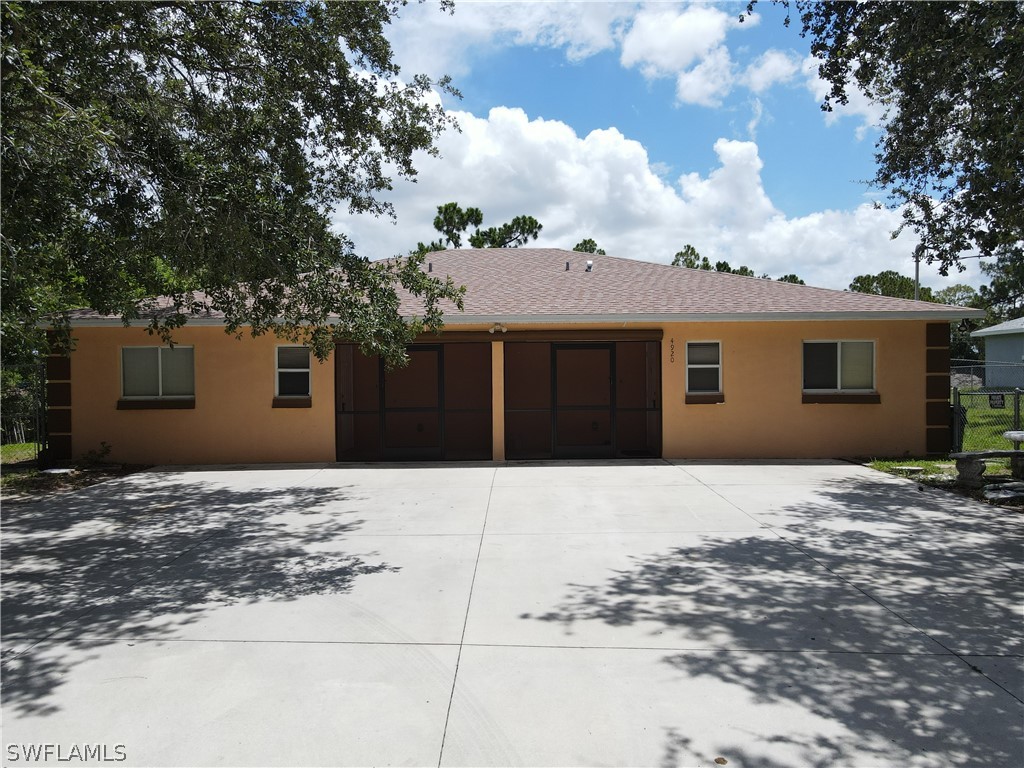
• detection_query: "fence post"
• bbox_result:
[1014,389,1022,450]
[36,360,47,461]
[952,387,962,453]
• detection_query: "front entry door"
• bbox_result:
[553,344,614,458]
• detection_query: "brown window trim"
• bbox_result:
[685,393,725,404]
[117,398,195,410]
[802,392,881,404]
[273,396,312,408]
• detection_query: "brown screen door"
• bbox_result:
[553,344,614,458]
[382,346,442,459]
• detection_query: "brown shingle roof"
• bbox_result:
[67,248,983,325]
[401,248,983,322]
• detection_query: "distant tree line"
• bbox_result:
[670,244,805,284]
[848,267,1021,361]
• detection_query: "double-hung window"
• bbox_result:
[802,340,877,402]
[686,342,723,403]
[121,346,195,405]
[276,346,311,402]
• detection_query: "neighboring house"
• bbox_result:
[47,249,982,464]
[970,317,1024,388]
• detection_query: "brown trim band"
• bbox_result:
[46,408,72,434]
[926,426,951,454]
[117,398,195,410]
[47,382,71,407]
[408,329,665,344]
[802,392,881,404]
[926,374,950,399]
[47,434,72,461]
[926,401,951,427]
[926,322,950,348]
[273,396,312,408]
[926,347,950,374]
[685,393,725,405]
[46,356,71,380]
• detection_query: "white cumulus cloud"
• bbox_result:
[620,4,732,77]
[744,49,802,93]
[386,1,634,79]
[674,46,735,107]
[802,56,887,139]
[332,105,981,292]
[619,3,755,106]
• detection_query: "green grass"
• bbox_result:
[1,442,37,465]
[868,456,1017,508]
[870,458,958,476]
[870,457,1010,477]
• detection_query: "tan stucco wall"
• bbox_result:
[70,326,335,465]
[659,319,928,458]
[67,319,932,464]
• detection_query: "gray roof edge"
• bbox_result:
[58,317,227,328]
[971,327,1024,338]
[970,319,1024,338]
[445,310,985,324]
[64,308,984,329]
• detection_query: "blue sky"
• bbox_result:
[332,1,985,293]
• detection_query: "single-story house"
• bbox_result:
[47,248,983,464]
[970,317,1024,388]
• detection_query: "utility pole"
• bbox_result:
[914,250,920,301]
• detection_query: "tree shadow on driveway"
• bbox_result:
[2,469,395,717]
[529,478,1023,767]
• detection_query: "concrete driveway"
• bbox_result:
[2,461,1021,767]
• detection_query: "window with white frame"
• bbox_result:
[686,342,721,393]
[122,346,195,398]
[803,341,875,391]
[276,346,311,397]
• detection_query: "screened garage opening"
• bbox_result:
[335,343,492,461]
[504,339,662,460]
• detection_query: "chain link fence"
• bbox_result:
[1,362,46,461]
[952,387,1022,452]
[949,361,1024,452]
[951,360,1024,391]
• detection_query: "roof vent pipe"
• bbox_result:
[585,260,593,272]
[565,261,570,271]
[428,262,433,273]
